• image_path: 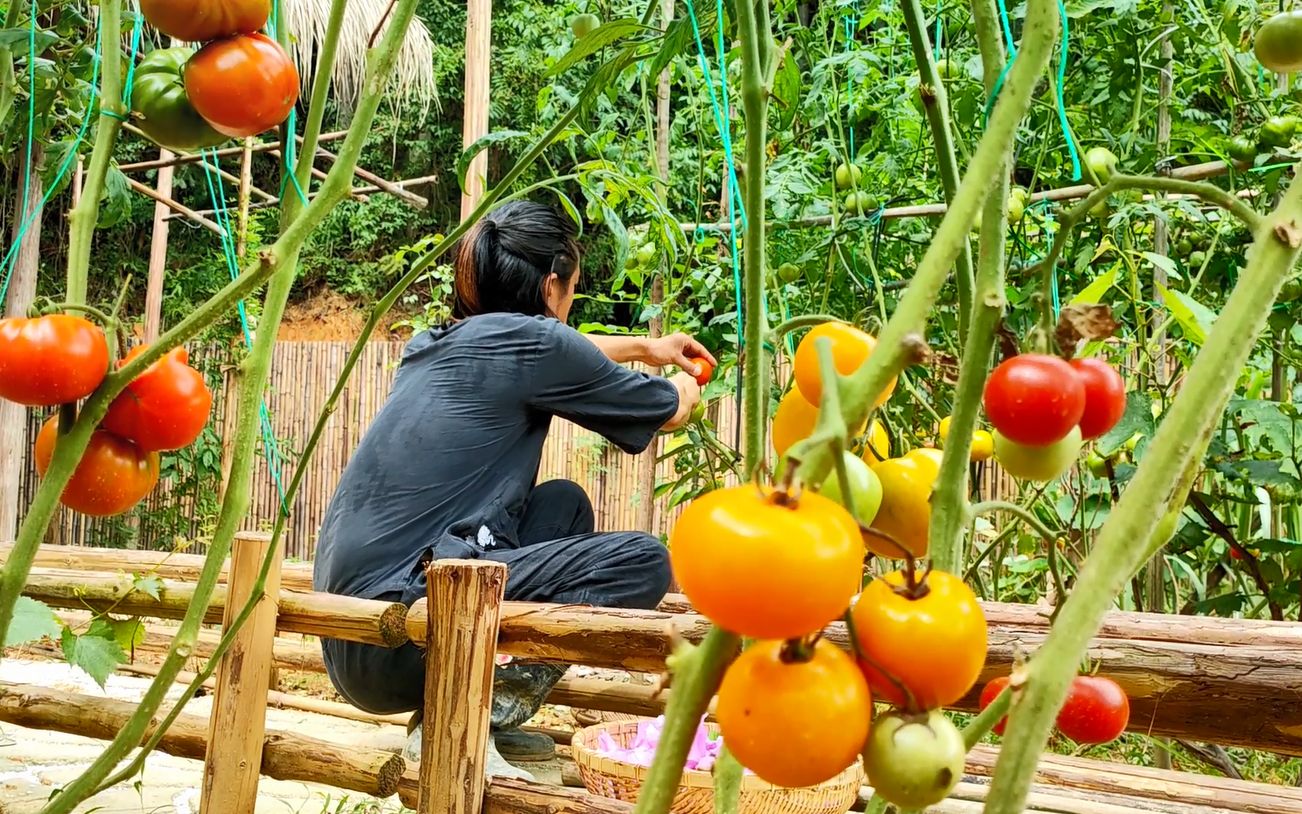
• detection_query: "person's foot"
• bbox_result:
[403,717,538,782]
[493,727,557,761]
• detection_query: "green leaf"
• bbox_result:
[1213,459,1302,503]
[97,166,132,229]
[454,130,529,194]
[132,574,163,601]
[773,50,801,131]
[60,625,126,689]
[1068,264,1120,305]
[649,12,709,79]
[1095,391,1156,457]
[548,19,645,76]
[1141,251,1182,281]
[551,189,583,236]
[0,28,60,52]
[1255,538,1302,554]
[1157,284,1216,345]
[6,596,61,647]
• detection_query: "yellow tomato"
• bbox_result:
[970,430,995,462]
[793,323,897,409]
[937,416,952,443]
[771,386,866,459]
[859,421,891,467]
[863,451,938,559]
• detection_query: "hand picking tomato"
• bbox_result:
[979,676,1011,736]
[862,449,939,559]
[793,322,896,408]
[861,710,964,809]
[771,387,865,459]
[185,33,299,138]
[140,0,270,43]
[34,417,160,516]
[983,354,1085,446]
[716,639,871,788]
[1255,11,1302,74]
[669,486,864,639]
[1056,675,1130,744]
[132,48,228,153]
[103,346,213,452]
[993,426,1083,483]
[686,356,713,387]
[820,451,883,526]
[1069,357,1126,439]
[851,569,987,709]
[0,315,109,407]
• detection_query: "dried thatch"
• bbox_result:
[282,0,438,119]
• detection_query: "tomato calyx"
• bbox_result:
[778,636,819,664]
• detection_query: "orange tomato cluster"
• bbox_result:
[0,315,213,517]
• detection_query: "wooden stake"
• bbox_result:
[201,531,284,812]
[236,138,255,260]
[419,560,507,814]
[460,0,493,219]
[143,150,174,343]
[125,176,224,235]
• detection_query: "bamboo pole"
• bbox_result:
[21,567,408,647]
[420,560,507,814]
[460,0,492,219]
[201,532,283,811]
[301,138,428,208]
[116,131,350,173]
[125,176,224,235]
[0,681,406,798]
[143,149,174,343]
[236,138,255,260]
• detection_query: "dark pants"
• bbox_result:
[321,480,671,730]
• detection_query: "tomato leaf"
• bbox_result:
[1095,391,1155,458]
[60,625,126,689]
[6,596,61,647]
[773,48,802,132]
[107,616,146,653]
[1253,538,1302,554]
[1213,459,1302,503]
[97,166,132,229]
[0,27,59,52]
[1054,303,1119,351]
[649,12,710,79]
[1068,264,1120,305]
[454,130,529,194]
[1141,251,1182,282]
[1157,284,1216,345]
[548,19,645,76]
[132,574,163,601]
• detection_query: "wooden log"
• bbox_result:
[934,780,1250,814]
[22,568,408,647]
[117,130,349,172]
[460,0,492,218]
[545,675,669,718]
[0,681,405,798]
[302,140,428,208]
[421,560,507,814]
[202,532,282,811]
[124,176,224,234]
[400,775,632,813]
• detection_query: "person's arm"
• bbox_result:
[583,332,718,373]
[584,334,651,364]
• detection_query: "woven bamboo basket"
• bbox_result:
[571,720,864,814]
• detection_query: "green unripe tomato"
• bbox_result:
[1254,11,1302,74]
[623,254,639,270]
[569,13,601,38]
[690,402,707,424]
[933,58,955,80]
[1123,432,1143,453]
[834,163,864,190]
[1174,237,1194,257]
[1187,250,1207,268]
[862,710,965,810]
[993,425,1083,483]
[1227,134,1259,164]
[1084,450,1111,478]
[132,47,227,152]
[844,190,877,216]
[1279,277,1302,303]
[820,452,883,526]
[1006,194,1025,223]
[1084,146,1119,186]
[1259,115,1297,149]
[637,242,658,266]
[777,262,802,284]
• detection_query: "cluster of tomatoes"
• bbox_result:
[834,163,877,216]
[0,314,213,516]
[132,0,299,153]
[982,353,1126,483]
[980,673,1130,745]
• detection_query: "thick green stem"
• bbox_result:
[983,169,1302,813]
[963,685,1011,749]
[900,0,976,340]
[928,0,1010,574]
[26,3,423,810]
[632,629,740,814]
[796,0,1060,492]
[64,0,123,304]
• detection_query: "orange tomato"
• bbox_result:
[717,639,871,787]
[771,387,865,459]
[185,33,299,138]
[864,448,940,559]
[858,421,891,467]
[669,486,864,639]
[851,569,988,709]
[793,323,897,408]
[34,417,160,517]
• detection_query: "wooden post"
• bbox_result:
[460,0,493,219]
[419,560,507,814]
[200,531,283,813]
[236,138,254,260]
[0,143,45,544]
[143,150,175,342]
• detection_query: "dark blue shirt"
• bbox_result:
[312,313,680,599]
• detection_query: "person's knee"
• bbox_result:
[620,534,671,609]
[537,479,595,534]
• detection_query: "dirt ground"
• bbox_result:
[0,658,596,814]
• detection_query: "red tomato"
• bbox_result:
[0,315,109,406]
[982,354,1085,446]
[1056,675,1130,744]
[185,33,299,138]
[1069,358,1126,440]
[103,346,213,452]
[34,417,160,516]
[978,676,1011,736]
[688,356,714,387]
[139,0,269,43]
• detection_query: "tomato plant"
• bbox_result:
[1084,146,1118,185]
[687,356,713,387]
[851,569,987,709]
[34,417,160,517]
[668,486,863,639]
[132,48,227,153]
[0,315,109,407]
[820,451,882,526]
[993,426,1083,482]
[861,710,965,809]
[185,33,300,138]
[771,387,865,459]
[1069,358,1126,439]
[834,163,863,190]
[862,449,939,559]
[140,0,270,43]
[843,190,876,216]
[716,639,871,788]
[103,346,214,452]
[983,354,1085,446]
[793,323,895,409]
[1057,675,1130,744]
[569,13,600,38]
[979,676,1011,736]
[1255,12,1302,74]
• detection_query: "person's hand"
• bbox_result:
[662,372,703,431]
[646,333,717,375]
